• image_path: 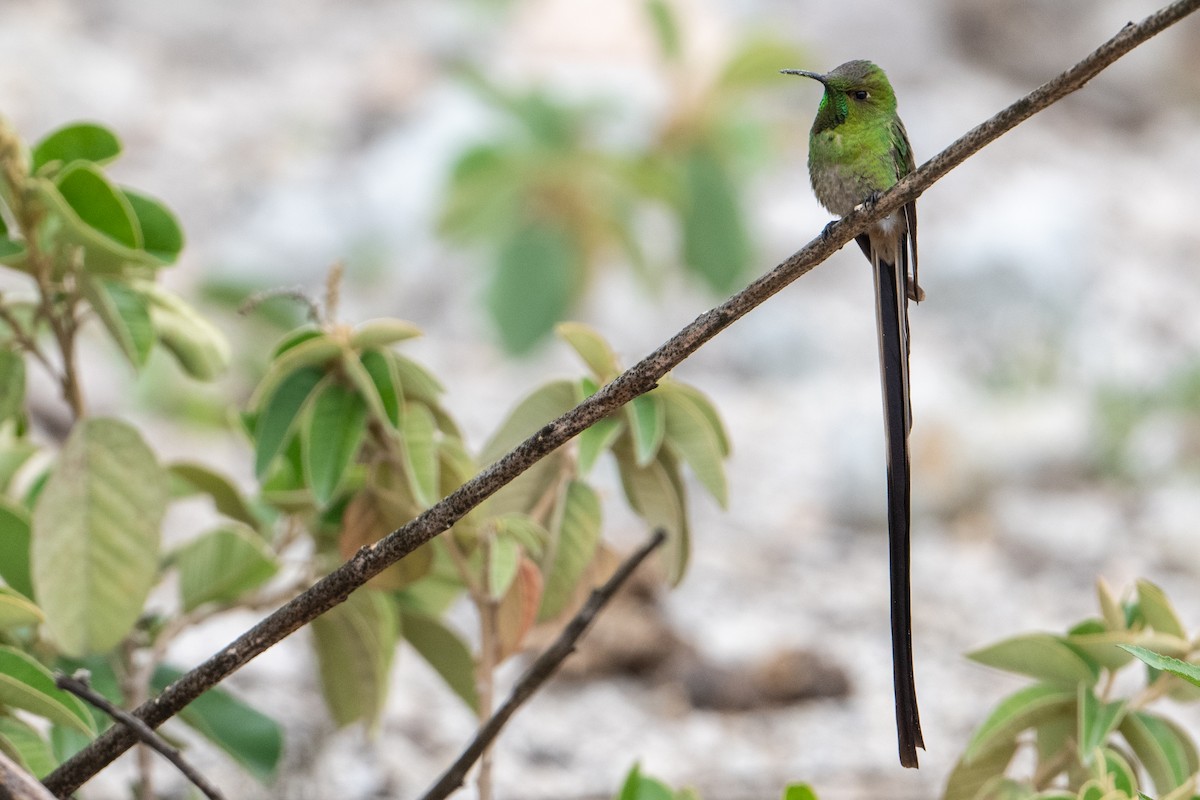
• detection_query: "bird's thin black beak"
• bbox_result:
[780,68,827,85]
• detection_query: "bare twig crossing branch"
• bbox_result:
[41,1,1200,795]
[54,673,227,800]
[419,529,667,800]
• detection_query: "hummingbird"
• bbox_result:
[781,60,924,768]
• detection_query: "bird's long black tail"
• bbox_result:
[863,233,924,768]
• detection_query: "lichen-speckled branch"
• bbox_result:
[42,0,1200,794]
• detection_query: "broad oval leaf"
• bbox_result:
[0,715,56,779]
[31,418,167,656]
[152,665,282,783]
[1119,711,1196,796]
[311,589,399,728]
[137,281,230,380]
[657,381,730,456]
[174,524,278,612]
[680,145,751,294]
[941,738,1019,800]
[249,333,341,411]
[495,557,542,662]
[0,646,95,735]
[359,349,403,428]
[55,162,139,249]
[487,534,521,601]
[538,480,601,621]
[32,122,121,172]
[488,222,580,354]
[619,451,688,584]
[967,633,1099,686]
[392,353,444,405]
[303,380,368,506]
[121,188,183,263]
[1135,580,1186,638]
[400,609,479,712]
[662,386,729,507]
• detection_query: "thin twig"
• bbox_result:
[54,672,227,800]
[419,529,667,800]
[41,2,1200,794]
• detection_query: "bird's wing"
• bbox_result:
[892,118,922,302]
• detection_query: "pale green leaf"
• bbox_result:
[348,319,422,350]
[494,514,549,559]
[1097,577,1126,630]
[248,332,340,411]
[0,646,95,735]
[963,683,1076,762]
[662,387,728,506]
[0,347,26,423]
[31,419,167,656]
[0,586,42,629]
[941,739,1018,800]
[174,524,278,612]
[400,609,479,712]
[482,380,579,515]
[391,353,444,405]
[578,413,623,474]
[538,480,601,620]
[311,589,399,729]
[1077,683,1127,765]
[619,453,688,584]
[136,281,230,380]
[359,349,403,428]
[658,382,730,456]
[0,498,33,598]
[1136,580,1186,638]
[487,534,521,601]
[1120,711,1195,795]
[0,715,56,778]
[556,321,621,381]
[168,462,259,529]
[400,402,439,508]
[83,277,153,368]
[967,633,1099,686]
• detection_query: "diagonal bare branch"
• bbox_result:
[41,0,1200,794]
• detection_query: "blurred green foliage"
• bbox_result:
[440,0,803,353]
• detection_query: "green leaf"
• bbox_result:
[963,683,1076,762]
[0,497,33,599]
[254,365,324,478]
[152,665,282,783]
[31,418,167,656]
[359,349,403,428]
[538,480,601,620]
[556,322,621,381]
[494,513,549,559]
[1077,683,1127,765]
[391,353,445,406]
[1135,580,1186,638]
[55,162,139,249]
[168,462,260,529]
[659,382,730,456]
[482,379,579,515]
[0,646,95,735]
[578,413,624,474]
[1121,645,1200,689]
[644,0,681,60]
[627,394,666,467]
[249,332,341,411]
[487,534,521,601]
[174,524,278,611]
[619,451,688,584]
[967,633,1100,686]
[617,763,676,800]
[348,319,422,350]
[942,739,1019,800]
[662,386,728,506]
[0,586,42,629]
[83,277,154,368]
[0,715,57,778]
[136,281,230,380]
[32,122,121,172]
[488,222,580,354]
[311,589,399,728]
[1100,747,1139,797]
[1097,578,1126,630]
[303,380,368,505]
[1120,711,1195,795]
[680,146,750,294]
[121,189,183,263]
[783,785,819,800]
[400,608,479,712]
[0,347,25,423]
[400,402,439,508]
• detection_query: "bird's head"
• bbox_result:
[781,60,897,132]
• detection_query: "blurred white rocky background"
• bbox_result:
[2,0,1200,798]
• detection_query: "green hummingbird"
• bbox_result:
[781,59,924,768]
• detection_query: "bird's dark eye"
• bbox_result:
[853,90,869,100]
